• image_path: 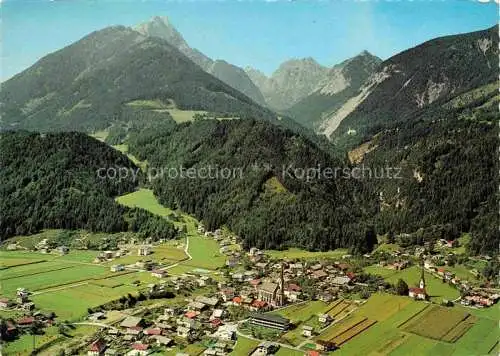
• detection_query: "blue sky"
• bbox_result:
[1,0,497,80]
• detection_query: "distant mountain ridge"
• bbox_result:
[0,26,276,132]
[324,25,499,145]
[135,16,267,106]
[245,57,329,111]
[287,51,382,130]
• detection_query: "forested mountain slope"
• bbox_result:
[128,119,378,253]
[324,26,498,148]
[0,26,276,132]
[358,83,499,255]
[0,132,177,241]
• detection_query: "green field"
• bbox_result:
[116,188,226,270]
[31,281,140,320]
[364,265,460,303]
[112,144,146,170]
[4,324,100,356]
[310,293,500,356]
[401,305,473,341]
[1,262,111,297]
[185,235,227,270]
[230,336,259,355]
[266,248,348,260]
[277,300,343,346]
[116,189,176,217]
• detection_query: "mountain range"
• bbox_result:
[0,18,498,255]
[325,25,498,147]
[245,58,329,111]
[135,16,267,106]
[0,25,278,132]
[286,51,382,130]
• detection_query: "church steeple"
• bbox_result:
[419,258,425,289]
[279,263,285,304]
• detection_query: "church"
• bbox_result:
[257,264,285,306]
[409,262,428,300]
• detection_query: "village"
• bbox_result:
[1,223,498,356]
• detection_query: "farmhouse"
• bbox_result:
[57,246,69,255]
[16,317,35,328]
[21,302,35,311]
[88,339,107,356]
[120,316,143,329]
[311,270,328,280]
[128,343,149,355]
[331,276,351,286]
[0,298,11,309]
[284,284,302,302]
[103,250,114,259]
[249,313,290,330]
[137,245,151,256]
[151,269,168,278]
[152,335,173,346]
[177,326,195,340]
[318,314,332,324]
[302,325,314,337]
[110,264,124,272]
[195,296,219,307]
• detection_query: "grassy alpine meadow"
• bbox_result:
[116,188,176,218]
[0,263,111,297]
[314,294,423,355]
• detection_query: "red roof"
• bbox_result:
[437,268,446,273]
[409,287,426,294]
[132,343,149,351]
[6,321,16,331]
[210,318,222,327]
[252,300,267,308]
[232,296,242,304]
[287,283,301,292]
[308,351,320,356]
[144,327,162,335]
[185,311,198,319]
[127,326,143,331]
[17,317,34,325]
[250,279,261,286]
[89,339,106,352]
[346,272,356,280]
[337,263,350,270]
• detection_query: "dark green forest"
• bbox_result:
[0,132,177,241]
[362,84,499,255]
[128,119,378,253]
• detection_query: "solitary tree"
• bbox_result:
[396,279,409,296]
